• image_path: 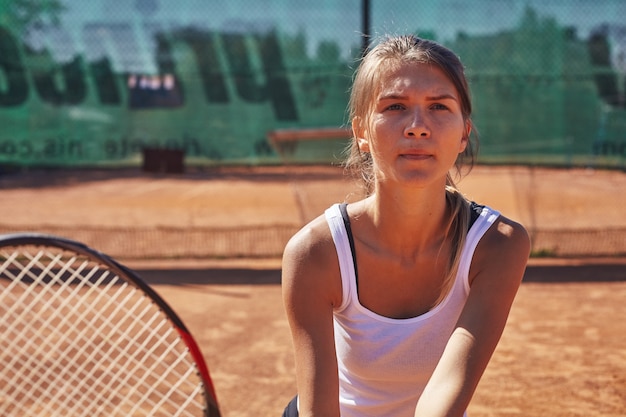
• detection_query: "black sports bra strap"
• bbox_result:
[338,202,484,292]
[469,201,484,228]
[338,203,359,288]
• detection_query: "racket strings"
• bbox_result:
[0,245,209,417]
[1,251,121,404]
[0,251,114,414]
[1,252,98,406]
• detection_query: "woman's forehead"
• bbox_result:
[376,62,457,97]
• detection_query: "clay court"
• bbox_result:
[0,165,625,416]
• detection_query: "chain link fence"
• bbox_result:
[0,1,624,258]
[1,0,624,167]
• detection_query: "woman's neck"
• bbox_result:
[361,182,451,257]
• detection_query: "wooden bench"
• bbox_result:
[267,127,352,158]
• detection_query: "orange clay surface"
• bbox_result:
[0,164,624,416]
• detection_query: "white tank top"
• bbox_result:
[325,203,500,417]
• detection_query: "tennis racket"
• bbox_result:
[0,233,221,417]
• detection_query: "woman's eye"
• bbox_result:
[431,103,449,111]
[386,103,404,111]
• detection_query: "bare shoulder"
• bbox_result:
[282,213,336,273]
[470,214,531,287]
[282,213,342,308]
[484,214,530,254]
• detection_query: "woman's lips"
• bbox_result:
[400,152,432,160]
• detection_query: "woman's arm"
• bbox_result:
[282,216,344,417]
[414,216,531,417]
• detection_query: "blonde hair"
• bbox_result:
[344,35,478,304]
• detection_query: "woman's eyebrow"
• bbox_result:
[425,93,458,101]
[377,93,458,102]
[377,93,407,101]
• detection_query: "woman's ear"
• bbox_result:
[352,117,370,152]
[465,120,473,139]
[459,119,472,153]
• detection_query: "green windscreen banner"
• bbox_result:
[0,0,624,168]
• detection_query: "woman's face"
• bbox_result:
[355,62,469,190]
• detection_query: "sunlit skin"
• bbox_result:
[282,50,530,417]
[350,63,472,261]
[355,62,470,193]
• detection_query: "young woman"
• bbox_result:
[281,35,530,417]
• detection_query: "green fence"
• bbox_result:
[0,0,624,168]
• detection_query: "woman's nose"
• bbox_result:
[404,111,430,138]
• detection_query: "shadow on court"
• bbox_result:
[135,260,626,285]
[522,261,625,282]
[138,267,282,285]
